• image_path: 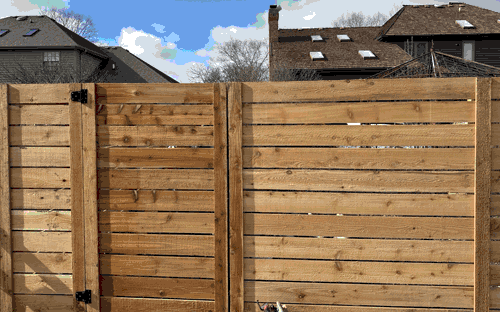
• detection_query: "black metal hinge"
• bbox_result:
[75,289,91,304]
[71,89,88,104]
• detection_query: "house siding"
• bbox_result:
[81,51,103,80]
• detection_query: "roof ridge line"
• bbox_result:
[374,6,406,41]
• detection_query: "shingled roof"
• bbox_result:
[375,2,500,40]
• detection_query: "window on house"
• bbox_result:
[414,42,428,57]
[463,41,474,61]
[0,29,9,37]
[43,52,60,69]
[23,29,39,36]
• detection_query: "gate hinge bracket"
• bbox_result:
[71,89,88,104]
[75,289,91,304]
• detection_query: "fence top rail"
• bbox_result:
[7,84,79,104]
[242,77,477,103]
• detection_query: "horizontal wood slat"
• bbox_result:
[245,259,473,286]
[244,236,473,262]
[490,195,500,216]
[100,297,214,312]
[11,189,71,210]
[11,168,70,188]
[10,147,70,167]
[14,294,73,312]
[98,169,214,190]
[98,147,214,168]
[488,172,500,193]
[13,274,72,294]
[243,147,474,170]
[243,101,474,124]
[244,214,473,239]
[11,210,71,231]
[100,254,214,278]
[492,77,500,99]
[98,190,214,212]
[9,105,69,125]
[243,124,474,146]
[242,78,475,103]
[9,126,70,146]
[12,232,72,253]
[243,169,473,193]
[99,211,214,233]
[13,253,72,274]
[97,104,213,126]
[244,191,473,216]
[96,83,214,104]
[99,233,214,256]
[243,303,472,312]
[8,84,72,104]
[100,275,214,300]
[97,125,214,147]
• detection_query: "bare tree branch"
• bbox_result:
[332,3,403,28]
[39,6,99,43]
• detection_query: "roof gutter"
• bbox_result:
[0,45,109,60]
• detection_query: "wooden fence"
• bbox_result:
[0,77,499,312]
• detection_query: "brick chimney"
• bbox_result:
[269,5,281,81]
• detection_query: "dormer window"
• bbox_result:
[310,52,324,60]
[337,34,351,42]
[23,28,39,36]
[311,35,323,42]
[456,20,474,29]
[0,29,9,37]
[359,50,376,59]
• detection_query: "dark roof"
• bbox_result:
[376,3,500,39]
[273,27,412,69]
[97,46,178,83]
[0,15,108,59]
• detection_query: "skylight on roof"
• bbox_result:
[311,35,323,41]
[23,29,39,36]
[359,50,376,58]
[310,52,324,60]
[0,29,9,37]
[456,20,474,29]
[337,34,351,41]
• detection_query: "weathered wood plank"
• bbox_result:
[96,83,214,104]
[488,172,500,193]
[491,77,500,99]
[244,169,474,193]
[244,281,473,308]
[229,82,244,312]
[9,104,69,125]
[11,232,72,252]
[10,147,70,167]
[14,294,73,312]
[13,274,73,294]
[8,84,71,104]
[100,254,214,278]
[243,101,474,124]
[100,275,214,300]
[213,83,228,312]
[244,236,473,262]
[243,147,474,170]
[9,126,70,146]
[99,211,214,233]
[242,78,475,103]
[11,189,71,210]
[243,303,472,312]
[13,252,72,274]
[490,195,500,216]
[99,233,214,256]
[243,191,473,216]
[243,124,474,146]
[100,297,214,312]
[97,125,214,147]
[245,259,473,285]
[97,104,213,125]
[98,190,214,212]
[244,214,473,240]
[98,169,214,190]
[11,210,71,231]
[10,168,71,188]
[97,147,214,168]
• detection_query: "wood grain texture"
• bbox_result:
[242,78,475,103]
[243,124,474,146]
[11,189,71,210]
[97,125,214,147]
[100,297,214,312]
[97,147,214,168]
[10,147,70,167]
[9,104,69,125]
[13,252,72,274]
[95,83,214,104]
[0,83,12,312]
[243,100,474,124]
[13,274,73,294]
[14,294,73,312]
[11,232,72,252]
[474,77,491,312]
[10,168,71,188]
[229,82,244,312]
[11,210,71,231]
[99,233,214,256]
[9,126,70,146]
[97,104,213,126]
[242,303,473,312]
[243,169,473,193]
[8,84,71,104]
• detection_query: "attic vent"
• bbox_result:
[16,16,27,21]
[23,29,39,36]
[0,29,9,37]
[310,51,324,60]
[456,20,474,29]
[311,35,323,42]
[337,34,350,42]
[359,50,376,58]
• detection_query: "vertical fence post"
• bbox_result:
[475,77,492,312]
[214,83,229,312]
[0,84,12,312]
[228,82,244,312]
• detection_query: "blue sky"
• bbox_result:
[3,0,500,82]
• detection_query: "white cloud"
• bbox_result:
[151,23,166,33]
[165,32,180,43]
[303,11,316,21]
[195,49,210,57]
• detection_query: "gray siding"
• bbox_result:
[475,39,500,68]
[81,52,103,80]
